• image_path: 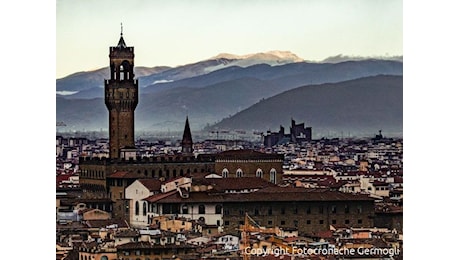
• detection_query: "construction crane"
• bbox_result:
[238,213,294,260]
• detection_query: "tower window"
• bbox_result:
[222,168,229,178]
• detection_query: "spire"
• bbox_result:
[181,116,193,154]
[117,23,127,48]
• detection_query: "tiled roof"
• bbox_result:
[144,190,177,202]
[116,241,196,250]
[155,187,373,204]
[114,229,139,238]
[85,219,130,229]
[192,177,277,191]
[138,179,162,191]
[108,171,139,179]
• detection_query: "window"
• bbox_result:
[215,205,222,214]
[345,219,350,225]
[319,220,324,224]
[254,208,259,216]
[357,205,362,214]
[293,207,298,214]
[222,168,229,178]
[358,219,362,224]
[306,220,311,225]
[198,204,205,214]
[223,209,229,215]
[281,220,286,225]
[182,205,189,214]
[135,201,139,215]
[281,208,285,215]
[332,220,336,224]
[345,205,350,214]
[294,220,298,227]
[236,168,244,177]
[268,220,273,225]
[256,168,263,178]
[331,205,337,214]
[224,221,230,226]
[268,207,272,215]
[143,202,147,216]
[306,207,311,214]
[270,169,277,184]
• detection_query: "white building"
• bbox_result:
[125,179,162,228]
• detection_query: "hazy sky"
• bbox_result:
[56,0,402,78]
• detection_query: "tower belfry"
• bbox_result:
[104,28,138,159]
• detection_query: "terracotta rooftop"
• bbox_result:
[155,187,373,204]
[144,190,177,202]
[85,219,130,229]
[192,177,277,191]
[108,171,139,179]
[116,241,196,250]
[138,179,162,191]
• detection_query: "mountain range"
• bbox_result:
[56,51,403,138]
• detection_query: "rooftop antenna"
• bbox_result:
[120,22,123,36]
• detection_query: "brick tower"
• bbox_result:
[104,27,138,159]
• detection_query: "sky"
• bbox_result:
[56,0,402,78]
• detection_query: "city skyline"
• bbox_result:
[56,0,402,78]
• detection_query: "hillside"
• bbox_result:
[208,75,403,138]
[56,57,403,136]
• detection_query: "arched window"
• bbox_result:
[143,202,147,216]
[101,256,108,260]
[199,204,205,214]
[215,205,222,214]
[222,168,229,178]
[270,168,277,184]
[236,168,244,178]
[256,168,263,178]
[135,201,139,215]
[166,169,170,179]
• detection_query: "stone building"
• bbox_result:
[263,118,312,147]
[151,186,374,235]
[215,150,283,184]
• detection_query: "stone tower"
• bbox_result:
[104,28,138,159]
[181,116,193,154]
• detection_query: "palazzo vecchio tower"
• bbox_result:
[104,29,138,159]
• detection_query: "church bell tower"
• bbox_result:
[105,26,138,159]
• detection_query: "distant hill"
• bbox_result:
[56,54,403,136]
[207,75,403,138]
[143,59,402,95]
[56,66,171,93]
[320,54,403,63]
